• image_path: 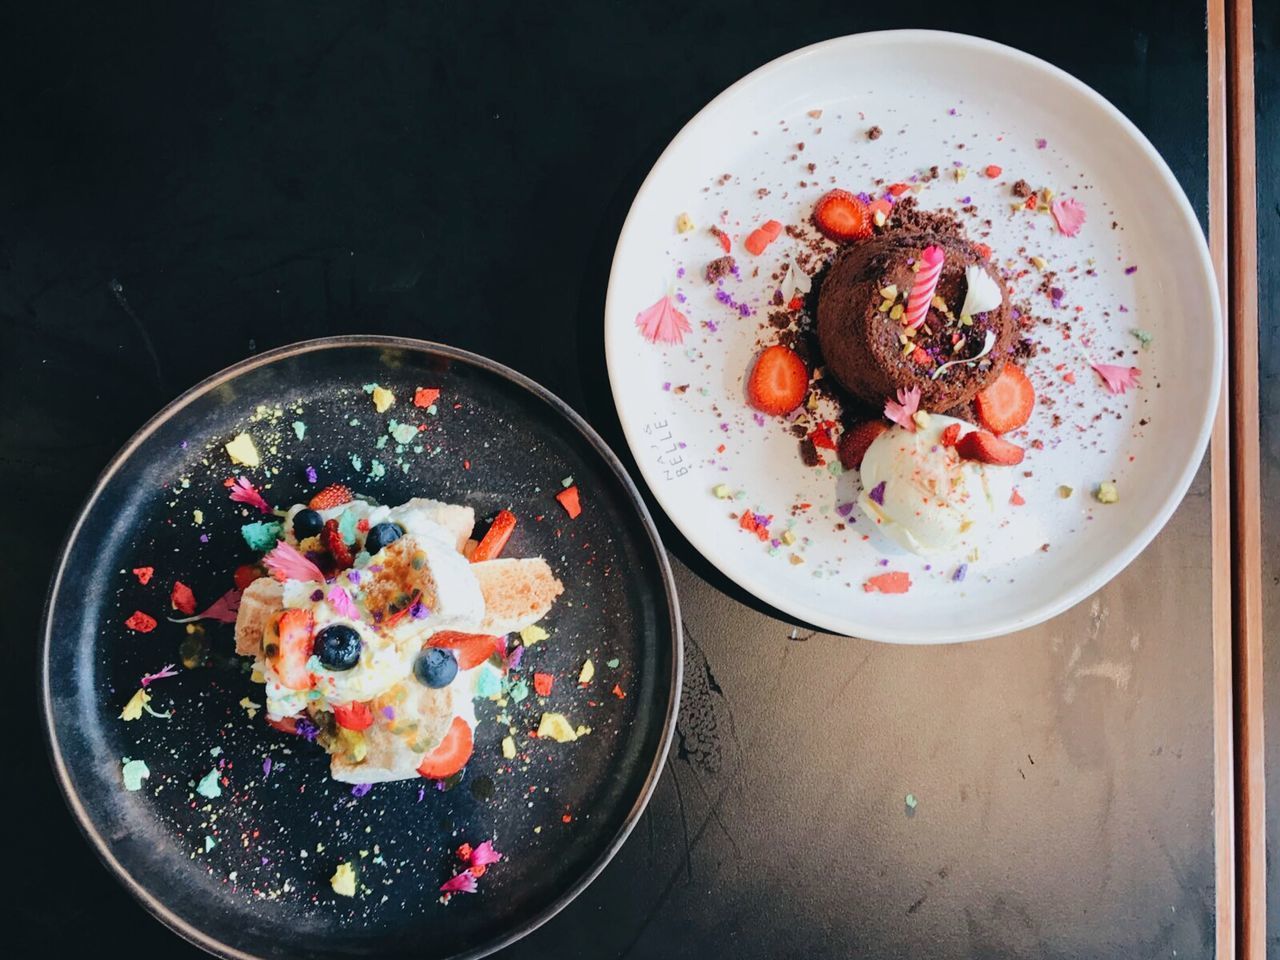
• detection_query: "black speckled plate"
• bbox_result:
[41,336,681,960]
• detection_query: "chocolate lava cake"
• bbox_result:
[816,230,1016,412]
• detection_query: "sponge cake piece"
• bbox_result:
[234,577,284,657]
[472,558,564,634]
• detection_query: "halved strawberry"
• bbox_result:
[837,421,888,471]
[333,700,374,731]
[234,562,264,591]
[309,483,353,511]
[267,608,314,690]
[471,509,517,562]
[417,716,474,780]
[975,364,1035,434]
[428,631,503,670]
[939,423,962,447]
[747,345,808,416]
[323,518,354,569]
[955,430,1025,466]
[813,189,871,242]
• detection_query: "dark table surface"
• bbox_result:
[3,2,1225,957]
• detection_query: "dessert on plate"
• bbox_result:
[234,486,563,783]
[743,188,1038,559]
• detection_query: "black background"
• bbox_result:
[1,1,1246,957]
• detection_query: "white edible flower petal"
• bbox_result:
[959,264,1003,318]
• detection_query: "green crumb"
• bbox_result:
[1058,485,1073,499]
[348,418,360,427]
[350,454,363,471]
[1130,328,1153,349]
[475,664,503,698]
[241,520,283,551]
[337,509,358,544]
[196,767,222,799]
[121,758,150,791]
[368,459,386,479]
[389,422,417,445]
[606,658,620,669]
[1094,481,1119,504]
[561,476,575,488]
[375,435,388,450]
[508,679,529,703]
[204,836,218,853]
[827,461,844,476]
[905,793,918,811]
[712,484,733,499]
[291,421,307,440]
[362,383,378,394]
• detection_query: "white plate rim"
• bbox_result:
[604,29,1222,643]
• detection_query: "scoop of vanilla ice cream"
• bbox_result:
[858,414,1014,556]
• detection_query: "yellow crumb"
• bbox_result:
[225,433,260,467]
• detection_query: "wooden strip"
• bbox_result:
[1206,0,1236,956]
[1227,0,1265,953]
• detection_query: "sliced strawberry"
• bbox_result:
[333,700,374,731]
[417,716,474,780]
[939,423,962,447]
[233,563,264,591]
[323,518,354,569]
[471,509,516,562]
[812,189,871,242]
[837,421,888,470]
[266,716,298,735]
[955,430,1025,466]
[267,608,314,690]
[308,483,353,511]
[985,164,1003,178]
[975,364,1035,434]
[747,345,807,416]
[555,485,582,519]
[710,226,731,253]
[428,631,503,670]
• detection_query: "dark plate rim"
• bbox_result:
[40,335,683,960]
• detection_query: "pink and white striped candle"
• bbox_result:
[903,245,945,330]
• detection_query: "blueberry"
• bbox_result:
[292,508,324,540]
[364,521,404,555]
[315,624,362,671]
[414,648,458,688]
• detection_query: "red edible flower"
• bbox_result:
[170,581,197,615]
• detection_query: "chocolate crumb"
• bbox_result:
[1012,179,1032,198]
[705,256,736,283]
[799,438,820,466]
[867,126,883,140]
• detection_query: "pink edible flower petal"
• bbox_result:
[167,588,242,624]
[469,840,503,867]
[326,584,358,619]
[1050,198,1086,237]
[140,663,179,687]
[883,386,922,431]
[635,295,692,345]
[229,476,272,514]
[439,872,478,895]
[1091,363,1141,395]
[263,540,326,584]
